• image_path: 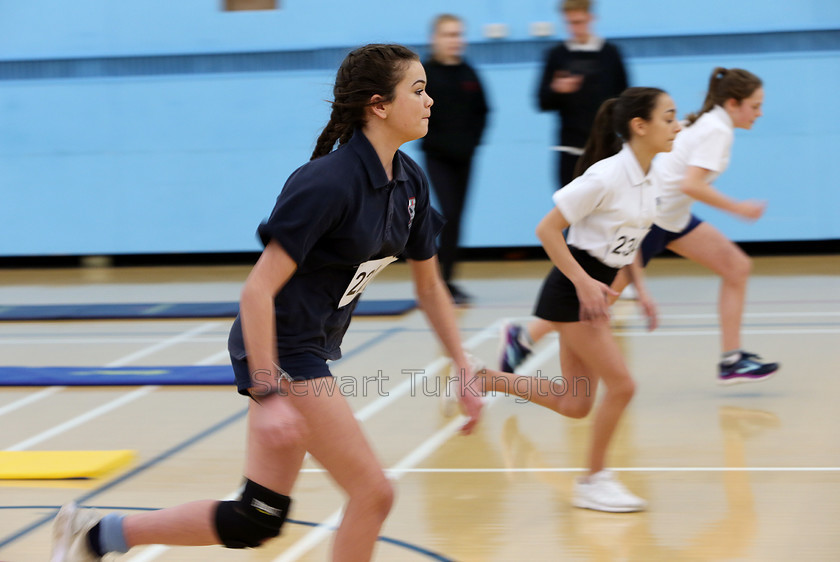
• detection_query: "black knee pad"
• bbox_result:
[215,479,291,549]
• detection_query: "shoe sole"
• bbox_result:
[51,503,77,562]
[718,369,777,386]
[572,499,646,513]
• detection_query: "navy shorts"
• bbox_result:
[534,246,620,323]
[640,214,703,266]
[231,351,332,396]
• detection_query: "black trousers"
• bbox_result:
[557,151,580,190]
[424,153,474,283]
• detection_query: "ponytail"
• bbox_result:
[574,99,620,178]
[685,67,762,126]
[685,67,727,126]
[574,86,666,178]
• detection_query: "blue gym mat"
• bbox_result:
[0,366,235,386]
[0,299,415,321]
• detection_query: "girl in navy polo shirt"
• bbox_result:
[52,44,482,562]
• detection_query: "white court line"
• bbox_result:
[5,387,159,451]
[127,321,505,562]
[656,311,840,319]
[516,326,840,338]
[293,466,840,473]
[1,322,220,444]
[113,348,234,562]
[125,485,245,562]
[106,323,221,367]
[3,310,839,346]
[10,343,233,562]
[271,509,342,562]
[273,341,559,561]
[5,326,840,345]
[0,387,63,417]
[125,543,168,562]
[620,328,840,336]
[0,336,225,345]
[273,414,469,562]
[193,348,230,366]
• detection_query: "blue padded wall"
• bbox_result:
[1,1,838,256]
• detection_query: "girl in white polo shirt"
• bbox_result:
[614,67,777,385]
[534,87,677,512]
[468,87,680,512]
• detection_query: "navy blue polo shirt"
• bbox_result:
[228,130,443,362]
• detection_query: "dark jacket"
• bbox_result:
[537,40,628,148]
[422,58,489,161]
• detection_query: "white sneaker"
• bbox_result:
[51,502,102,562]
[440,353,486,417]
[573,470,647,513]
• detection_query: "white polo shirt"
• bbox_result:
[553,144,658,268]
[653,105,734,232]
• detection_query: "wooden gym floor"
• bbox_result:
[0,254,838,561]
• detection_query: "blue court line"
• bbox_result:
[330,326,404,366]
[0,327,404,550]
[0,299,415,322]
[0,506,454,561]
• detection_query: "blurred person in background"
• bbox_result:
[537,0,628,190]
[421,13,489,305]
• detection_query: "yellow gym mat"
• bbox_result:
[0,450,135,479]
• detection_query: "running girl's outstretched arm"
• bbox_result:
[624,253,658,331]
[680,165,766,221]
[408,256,483,434]
[536,207,618,321]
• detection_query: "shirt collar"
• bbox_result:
[710,105,734,130]
[565,35,605,52]
[618,143,650,187]
[348,130,408,189]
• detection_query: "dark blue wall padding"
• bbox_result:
[0,299,415,321]
[0,366,235,386]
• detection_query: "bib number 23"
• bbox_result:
[604,225,648,267]
[611,235,638,258]
[338,256,398,308]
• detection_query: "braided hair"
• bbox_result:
[311,44,420,160]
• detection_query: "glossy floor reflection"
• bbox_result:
[0,255,838,560]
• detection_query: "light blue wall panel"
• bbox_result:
[3,1,838,59]
[0,71,335,255]
[1,1,838,256]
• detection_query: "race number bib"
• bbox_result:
[604,226,649,268]
[338,256,398,308]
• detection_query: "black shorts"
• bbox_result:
[534,247,620,323]
[231,351,332,396]
[640,214,703,266]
